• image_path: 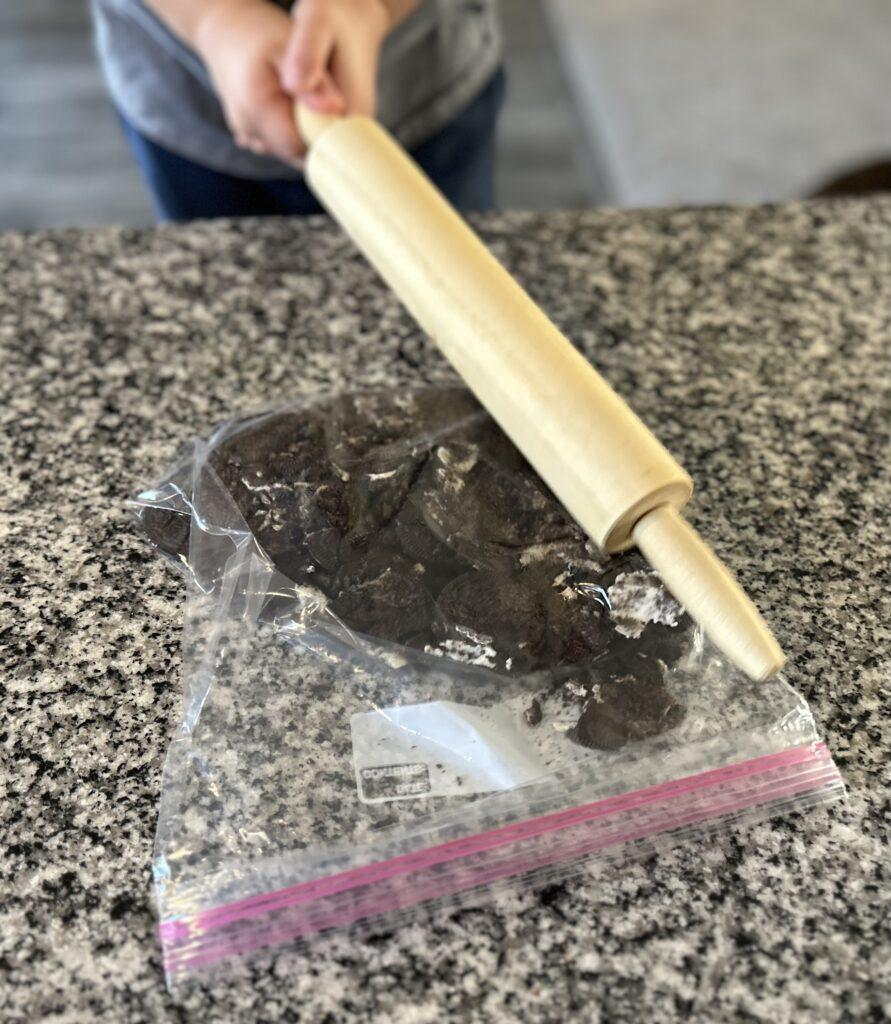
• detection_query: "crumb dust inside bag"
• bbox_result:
[134,386,843,986]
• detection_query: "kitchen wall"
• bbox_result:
[548,0,891,207]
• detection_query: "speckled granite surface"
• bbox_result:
[1,200,889,1022]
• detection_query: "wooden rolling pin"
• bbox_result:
[295,105,785,681]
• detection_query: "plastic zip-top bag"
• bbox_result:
[133,386,844,987]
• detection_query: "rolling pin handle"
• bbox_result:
[295,102,341,147]
[632,505,785,681]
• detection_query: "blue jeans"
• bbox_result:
[120,69,505,221]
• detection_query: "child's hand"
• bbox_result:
[195,0,304,165]
[280,0,394,118]
[192,0,414,165]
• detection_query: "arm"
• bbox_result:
[142,0,244,46]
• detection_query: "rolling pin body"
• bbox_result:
[298,110,784,680]
[303,117,690,552]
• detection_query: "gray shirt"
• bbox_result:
[91,0,502,179]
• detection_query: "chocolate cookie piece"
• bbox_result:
[407,386,485,444]
[524,697,543,727]
[217,408,327,465]
[322,393,455,543]
[450,412,529,474]
[566,555,693,675]
[607,569,684,638]
[545,590,610,667]
[324,392,420,466]
[206,409,348,586]
[433,569,547,671]
[342,457,423,543]
[517,561,692,749]
[304,525,341,573]
[605,567,691,671]
[324,388,481,467]
[543,620,689,750]
[139,506,191,564]
[526,546,612,666]
[392,499,470,597]
[410,442,576,570]
[330,548,435,645]
[570,674,685,751]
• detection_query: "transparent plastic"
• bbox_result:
[132,387,844,987]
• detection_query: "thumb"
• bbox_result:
[280,6,345,114]
[330,33,380,118]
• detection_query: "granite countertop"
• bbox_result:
[1,200,889,1023]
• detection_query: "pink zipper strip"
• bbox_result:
[162,742,830,936]
[166,757,841,972]
[161,742,840,970]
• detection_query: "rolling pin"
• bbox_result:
[295,104,785,681]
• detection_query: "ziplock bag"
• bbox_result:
[133,386,844,987]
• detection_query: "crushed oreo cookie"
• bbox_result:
[570,673,685,750]
[138,387,690,751]
[524,697,543,728]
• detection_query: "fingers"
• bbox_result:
[223,62,306,167]
[227,101,304,166]
[253,86,307,165]
[297,68,344,114]
[232,128,267,154]
[329,33,379,118]
[281,4,345,114]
